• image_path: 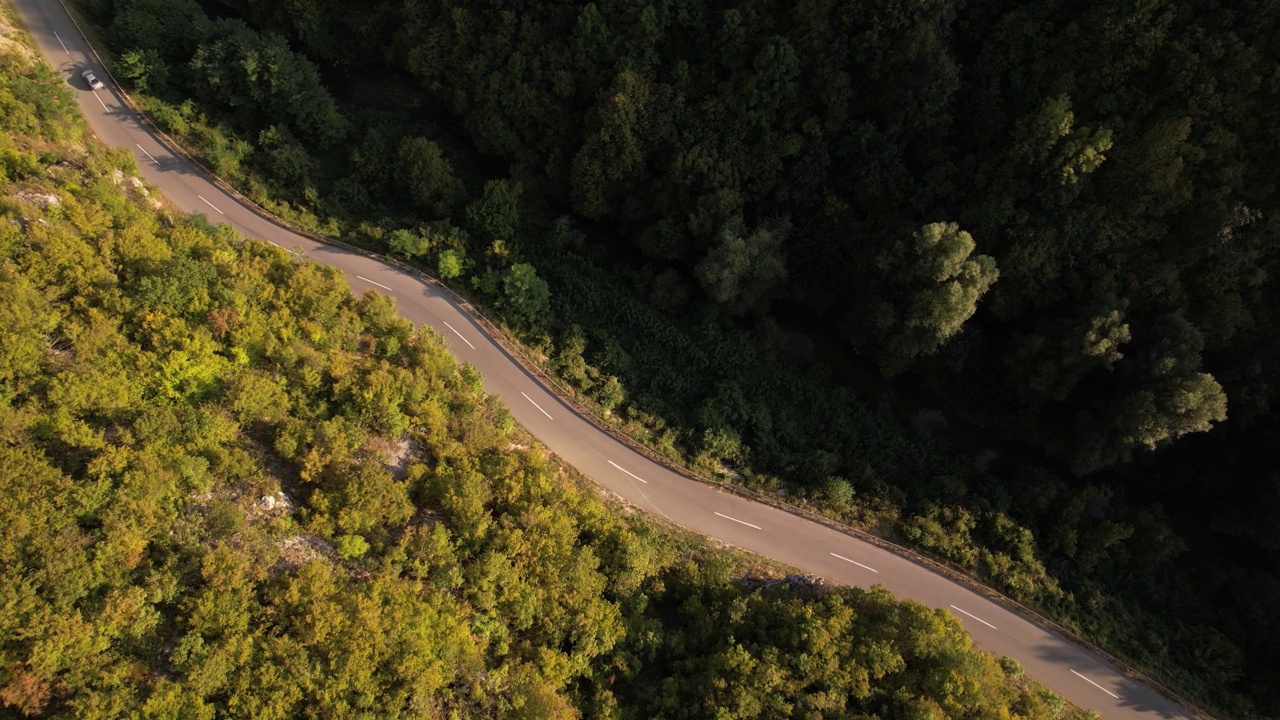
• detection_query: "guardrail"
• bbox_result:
[52,3,1212,717]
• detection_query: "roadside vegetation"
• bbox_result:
[56,0,1280,716]
[0,7,1117,718]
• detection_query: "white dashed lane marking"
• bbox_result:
[1071,670,1120,699]
[197,194,224,215]
[136,143,159,166]
[608,460,647,484]
[950,605,997,630]
[442,320,476,349]
[830,552,879,573]
[521,392,554,420]
[714,511,762,530]
[356,275,393,291]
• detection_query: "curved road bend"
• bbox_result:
[12,2,1198,718]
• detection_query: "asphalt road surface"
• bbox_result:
[12,1,1200,717]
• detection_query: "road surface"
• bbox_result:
[10,1,1199,717]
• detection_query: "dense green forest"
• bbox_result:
[60,0,1280,715]
[0,11,1108,718]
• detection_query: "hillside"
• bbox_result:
[51,0,1280,715]
[0,6,1100,718]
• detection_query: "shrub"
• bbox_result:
[336,533,370,559]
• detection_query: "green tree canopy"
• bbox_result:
[465,179,523,244]
[696,216,789,316]
[859,222,999,373]
[397,137,464,217]
[188,19,347,147]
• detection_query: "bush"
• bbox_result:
[116,48,169,92]
[500,263,550,326]
[336,533,370,559]
[437,249,466,279]
[999,656,1023,678]
[465,179,522,243]
[388,228,429,258]
[397,137,463,216]
[256,125,315,189]
[822,475,855,509]
[593,375,624,413]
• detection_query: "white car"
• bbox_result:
[81,69,103,90]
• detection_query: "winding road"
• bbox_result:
[11,1,1199,717]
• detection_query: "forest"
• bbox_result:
[0,10,1111,717]
[44,0,1280,716]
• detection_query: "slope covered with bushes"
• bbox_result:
[59,0,1280,715]
[0,8,1086,718]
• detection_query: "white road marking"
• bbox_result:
[714,511,762,530]
[442,320,476,349]
[950,605,997,630]
[521,392,553,420]
[830,552,879,573]
[54,31,69,54]
[1071,669,1120,699]
[136,143,159,166]
[266,240,300,255]
[356,275,393,291]
[92,90,109,111]
[197,195,224,215]
[608,460,647,484]
[263,239,299,255]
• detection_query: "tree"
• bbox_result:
[108,0,210,63]
[1007,295,1133,406]
[465,179,523,243]
[1072,314,1228,473]
[696,216,789,316]
[570,69,651,219]
[0,270,56,402]
[336,534,370,559]
[397,137,463,217]
[1116,373,1227,451]
[388,228,429,258]
[115,48,169,93]
[187,20,347,146]
[437,249,466,280]
[256,125,315,189]
[860,222,998,373]
[501,263,551,327]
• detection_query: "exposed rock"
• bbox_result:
[785,573,825,588]
[255,490,296,515]
[277,534,334,569]
[15,216,49,231]
[381,436,414,479]
[739,573,827,595]
[718,463,743,481]
[13,191,60,208]
[110,168,151,197]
